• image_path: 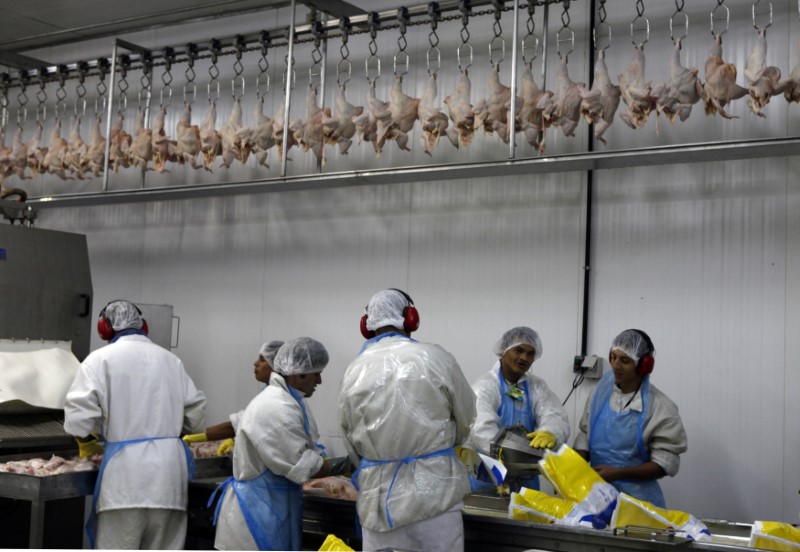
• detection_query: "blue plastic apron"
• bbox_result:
[86,436,194,549]
[497,367,539,490]
[352,447,457,529]
[208,384,311,550]
[588,371,665,507]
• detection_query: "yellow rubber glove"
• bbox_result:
[77,437,104,459]
[182,433,208,444]
[527,430,557,449]
[216,438,235,456]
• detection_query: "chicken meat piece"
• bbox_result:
[516,64,554,154]
[200,100,223,170]
[85,115,106,177]
[702,35,748,119]
[352,108,379,153]
[249,96,275,168]
[652,40,703,124]
[218,98,245,169]
[25,123,46,176]
[42,118,71,179]
[618,46,656,130]
[474,63,521,143]
[129,109,153,171]
[174,103,204,170]
[780,38,800,103]
[443,69,476,149]
[743,29,788,117]
[298,84,334,164]
[323,83,363,155]
[366,79,399,154]
[580,50,621,145]
[2,125,31,180]
[272,96,303,161]
[389,75,420,136]
[543,55,586,137]
[63,115,88,178]
[108,114,132,172]
[417,73,449,155]
[151,106,176,173]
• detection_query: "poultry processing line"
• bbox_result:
[4,0,800,206]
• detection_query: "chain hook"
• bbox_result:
[630,0,649,48]
[257,31,271,96]
[208,39,221,102]
[35,67,48,123]
[183,43,198,104]
[752,0,773,32]
[426,2,442,75]
[365,11,381,83]
[557,0,575,58]
[117,54,130,113]
[670,0,688,44]
[594,0,612,51]
[489,0,505,65]
[458,0,473,69]
[394,7,410,77]
[337,17,352,85]
[711,0,730,38]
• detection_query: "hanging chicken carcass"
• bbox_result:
[652,40,702,124]
[129,109,153,172]
[42,118,71,179]
[580,50,621,145]
[473,63,520,144]
[63,116,88,179]
[701,35,748,119]
[417,73,449,155]
[218,98,246,169]
[323,83,363,156]
[298,84,334,164]
[743,29,788,117]
[174,103,204,170]
[443,69,476,149]
[543,55,586,138]
[151,106,177,173]
[25,123,45,176]
[85,115,106,177]
[249,96,275,168]
[618,45,656,130]
[517,64,554,154]
[109,113,132,172]
[200,100,223,170]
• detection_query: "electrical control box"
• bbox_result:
[573,354,604,379]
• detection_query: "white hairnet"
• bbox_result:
[494,326,543,361]
[259,340,285,366]
[365,289,409,332]
[611,329,655,363]
[102,300,144,331]
[272,337,329,376]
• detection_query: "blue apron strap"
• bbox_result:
[86,436,186,549]
[208,476,235,525]
[354,447,456,529]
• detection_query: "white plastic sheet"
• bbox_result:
[0,340,80,409]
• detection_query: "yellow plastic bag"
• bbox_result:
[611,493,711,542]
[749,521,800,551]
[318,534,354,551]
[509,487,577,524]
[537,444,618,516]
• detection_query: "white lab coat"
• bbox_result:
[467,361,570,453]
[573,380,688,476]
[214,373,324,551]
[338,335,477,534]
[64,334,206,511]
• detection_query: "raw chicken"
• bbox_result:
[702,35,748,119]
[25,123,45,176]
[200,100,223,170]
[417,73,449,155]
[85,115,106,177]
[544,55,586,138]
[580,50,621,144]
[42,118,71,179]
[516,64,554,154]
[743,29,788,117]
[129,109,153,171]
[323,83,363,155]
[652,40,703,124]
[0,455,98,476]
[474,63,519,143]
[443,69,476,149]
[63,115,88,178]
[352,105,379,154]
[218,98,245,169]
[249,96,275,168]
[108,114,132,173]
[175,103,204,170]
[365,79,397,154]
[303,476,358,500]
[389,75,420,136]
[151,106,176,173]
[780,39,800,103]
[298,84,334,164]
[272,96,303,161]
[618,46,656,130]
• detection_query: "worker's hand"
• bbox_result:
[527,430,557,449]
[76,437,104,459]
[216,438,235,456]
[182,433,208,444]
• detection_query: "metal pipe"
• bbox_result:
[508,0,520,158]
[102,39,118,193]
[318,14,328,174]
[27,136,800,209]
[541,2,550,90]
[281,0,297,178]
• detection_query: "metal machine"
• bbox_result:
[0,224,94,548]
[489,425,545,491]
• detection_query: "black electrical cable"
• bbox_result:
[562,370,585,406]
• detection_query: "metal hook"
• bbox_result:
[427,47,441,75]
[393,51,409,77]
[94,96,107,117]
[337,59,351,85]
[594,21,612,51]
[490,36,506,65]
[670,6,689,44]
[458,42,473,70]
[160,87,173,107]
[711,2,730,38]
[752,0,773,31]
[183,82,197,104]
[232,75,245,99]
[366,55,380,82]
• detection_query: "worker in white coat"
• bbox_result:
[467,326,570,490]
[183,340,284,455]
[212,337,333,551]
[573,329,688,508]
[64,299,206,549]
[338,288,477,552]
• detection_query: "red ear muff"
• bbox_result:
[403,306,419,333]
[360,314,374,339]
[97,317,115,341]
[637,354,654,376]
[141,319,149,336]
